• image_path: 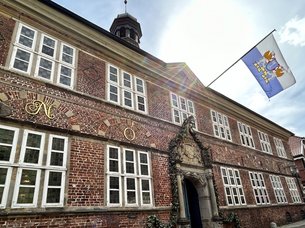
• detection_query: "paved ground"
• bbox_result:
[278,220,305,228]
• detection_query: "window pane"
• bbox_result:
[110,176,119,189]
[127,178,135,190]
[52,137,65,151]
[20,170,37,185]
[48,172,62,186]
[46,188,60,203]
[109,148,118,159]
[109,160,118,172]
[142,192,151,204]
[109,85,118,102]
[42,36,55,57]
[24,149,40,164]
[123,73,131,88]
[0,168,7,185]
[110,190,120,204]
[0,146,12,161]
[38,58,53,80]
[50,152,63,166]
[62,45,74,64]
[0,187,3,201]
[136,78,144,93]
[141,165,148,175]
[13,49,30,71]
[142,179,149,191]
[26,133,41,148]
[17,187,35,204]
[126,163,134,174]
[127,192,136,204]
[19,26,35,48]
[0,129,14,144]
[140,153,148,163]
[59,66,72,86]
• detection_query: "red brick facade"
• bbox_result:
[0,1,304,228]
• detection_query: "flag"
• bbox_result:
[242,33,296,98]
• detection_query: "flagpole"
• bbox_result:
[206,29,276,88]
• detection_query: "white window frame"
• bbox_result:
[9,22,76,88]
[249,172,270,205]
[170,92,197,128]
[221,167,246,206]
[42,170,66,207]
[42,134,68,207]
[12,168,41,208]
[274,137,287,158]
[140,178,153,206]
[211,110,232,141]
[0,125,19,164]
[237,122,255,148]
[0,125,68,209]
[106,145,121,207]
[285,177,302,203]
[270,175,287,204]
[0,167,12,208]
[258,131,272,154]
[106,146,152,207]
[46,134,68,169]
[19,130,45,166]
[107,65,147,114]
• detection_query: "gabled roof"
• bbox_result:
[165,62,206,92]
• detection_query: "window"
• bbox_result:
[106,145,152,207]
[249,172,270,205]
[221,167,246,206]
[211,110,232,141]
[237,122,255,148]
[0,125,68,208]
[258,131,272,154]
[0,125,19,208]
[170,93,196,127]
[9,23,76,88]
[107,65,147,113]
[286,177,302,203]
[270,175,287,204]
[274,137,287,158]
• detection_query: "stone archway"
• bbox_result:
[168,116,221,228]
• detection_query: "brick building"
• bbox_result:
[0,0,304,227]
[289,136,305,194]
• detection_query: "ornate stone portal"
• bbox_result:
[169,116,221,228]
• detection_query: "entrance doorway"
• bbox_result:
[183,179,203,228]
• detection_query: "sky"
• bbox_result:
[53,0,305,137]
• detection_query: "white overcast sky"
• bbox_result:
[53,0,305,137]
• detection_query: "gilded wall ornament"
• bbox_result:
[124,127,135,141]
[25,100,55,119]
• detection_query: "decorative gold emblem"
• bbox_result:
[25,100,55,119]
[124,127,135,141]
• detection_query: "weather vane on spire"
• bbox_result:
[124,0,127,13]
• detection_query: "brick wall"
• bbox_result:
[0,211,170,228]
[0,13,15,66]
[76,51,106,99]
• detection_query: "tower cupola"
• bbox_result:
[110,0,142,48]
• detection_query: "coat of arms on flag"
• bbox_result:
[242,33,296,98]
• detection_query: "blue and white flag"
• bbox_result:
[242,33,296,98]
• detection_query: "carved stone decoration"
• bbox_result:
[178,169,207,187]
[170,116,212,168]
[0,102,12,117]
